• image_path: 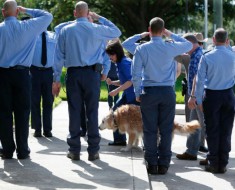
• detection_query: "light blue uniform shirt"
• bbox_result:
[0,9,53,68]
[122,34,142,55]
[132,34,193,98]
[32,31,56,68]
[195,46,235,104]
[54,17,121,82]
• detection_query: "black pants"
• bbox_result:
[66,66,101,155]
[30,67,54,132]
[0,68,31,157]
[203,88,235,168]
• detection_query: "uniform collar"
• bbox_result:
[76,17,89,22]
[151,36,163,41]
[5,16,17,21]
[215,46,227,50]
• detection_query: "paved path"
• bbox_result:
[0,101,234,190]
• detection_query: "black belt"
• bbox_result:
[9,65,29,70]
[206,87,233,92]
[31,65,52,71]
[68,65,94,70]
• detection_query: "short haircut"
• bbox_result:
[3,0,17,13]
[149,17,164,34]
[75,1,88,15]
[214,28,227,43]
[183,33,198,44]
[106,39,125,63]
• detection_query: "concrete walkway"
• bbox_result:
[0,101,149,190]
[0,101,234,190]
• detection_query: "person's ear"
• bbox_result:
[73,10,77,18]
[212,36,216,44]
[2,9,6,17]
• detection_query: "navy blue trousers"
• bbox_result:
[81,102,87,133]
[203,88,235,168]
[66,67,101,155]
[30,67,54,132]
[0,68,31,158]
[141,86,175,167]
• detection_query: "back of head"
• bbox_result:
[3,0,17,17]
[214,28,227,43]
[183,33,198,44]
[149,17,164,35]
[75,1,88,18]
[106,39,125,63]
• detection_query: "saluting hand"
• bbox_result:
[17,6,26,13]
[89,12,101,21]
[162,29,172,38]
[140,32,150,38]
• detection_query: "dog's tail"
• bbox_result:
[173,120,201,135]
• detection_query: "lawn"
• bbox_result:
[58,69,185,104]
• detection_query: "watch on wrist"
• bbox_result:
[190,95,196,99]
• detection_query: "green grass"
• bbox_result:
[58,69,185,104]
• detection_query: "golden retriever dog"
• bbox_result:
[99,104,200,152]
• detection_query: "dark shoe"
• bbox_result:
[43,131,52,137]
[88,153,99,161]
[108,141,127,146]
[80,131,86,137]
[34,131,42,137]
[205,165,219,173]
[158,165,168,175]
[199,159,208,165]
[176,152,197,160]
[1,154,13,159]
[218,166,227,174]
[17,154,30,160]
[67,152,80,160]
[199,146,208,153]
[146,163,158,175]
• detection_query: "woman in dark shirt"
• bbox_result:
[105,39,139,146]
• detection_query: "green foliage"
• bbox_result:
[1,0,235,40]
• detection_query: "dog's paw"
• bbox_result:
[120,147,131,152]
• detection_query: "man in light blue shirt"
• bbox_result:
[132,17,192,175]
[53,1,121,161]
[0,0,52,160]
[191,28,235,174]
[30,31,56,138]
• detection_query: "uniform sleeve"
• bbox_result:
[53,28,66,82]
[25,9,53,36]
[93,17,121,40]
[132,47,144,98]
[122,34,141,55]
[102,52,111,76]
[195,56,207,105]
